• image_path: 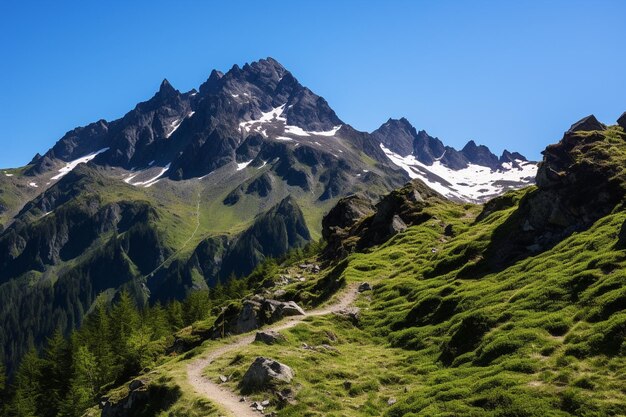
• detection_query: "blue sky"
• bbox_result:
[1,0,625,167]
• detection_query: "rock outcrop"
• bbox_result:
[321,193,375,243]
[211,296,305,339]
[566,114,605,134]
[241,357,294,393]
[323,179,446,259]
[475,115,626,271]
[254,330,286,345]
[101,378,181,417]
[618,112,626,130]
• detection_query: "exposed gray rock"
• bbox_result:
[618,112,626,129]
[334,307,361,324]
[321,194,375,241]
[211,298,306,338]
[241,357,294,393]
[128,379,146,391]
[358,282,372,292]
[567,115,605,133]
[280,301,306,316]
[390,215,407,233]
[254,330,285,345]
[235,300,262,334]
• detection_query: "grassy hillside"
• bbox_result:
[88,123,626,417]
[192,187,626,416]
[3,122,625,417]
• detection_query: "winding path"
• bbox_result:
[186,284,359,417]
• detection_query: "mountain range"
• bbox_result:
[1,57,626,417]
[1,58,532,374]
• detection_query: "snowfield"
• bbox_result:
[238,104,343,140]
[380,144,537,203]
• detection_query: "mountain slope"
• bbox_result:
[70,113,626,417]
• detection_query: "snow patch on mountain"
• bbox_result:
[239,105,287,134]
[309,125,343,136]
[238,104,342,140]
[125,164,171,188]
[380,144,536,202]
[51,148,110,181]
[284,125,310,136]
[166,111,195,138]
[236,160,253,171]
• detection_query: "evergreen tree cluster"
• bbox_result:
[0,241,321,417]
[0,280,247,417]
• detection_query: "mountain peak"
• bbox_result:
[247,57,287,74]
[461,140,499,169]
[372,118,418,156]
[159,78,176,95]
[208,69,224,82]
[567,114,605,134]
[198,69,224,95]
[462,139,478,149]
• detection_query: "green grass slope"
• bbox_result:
[148,124,626,416]
[197,189,625,416]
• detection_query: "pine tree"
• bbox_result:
[166,300,184,329]
[109,291,140,380]
[12,347,42,417]
[147,302,171,339]
[183,290,211,324]
[58,345,97,417]
[40,329,72,417]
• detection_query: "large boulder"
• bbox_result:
[211,297,306,338]
[241,357,294,393]
[235,300,263,334]
[322,194,374,241]
[254,330,285,345]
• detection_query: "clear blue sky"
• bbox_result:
[1,0,625,167]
